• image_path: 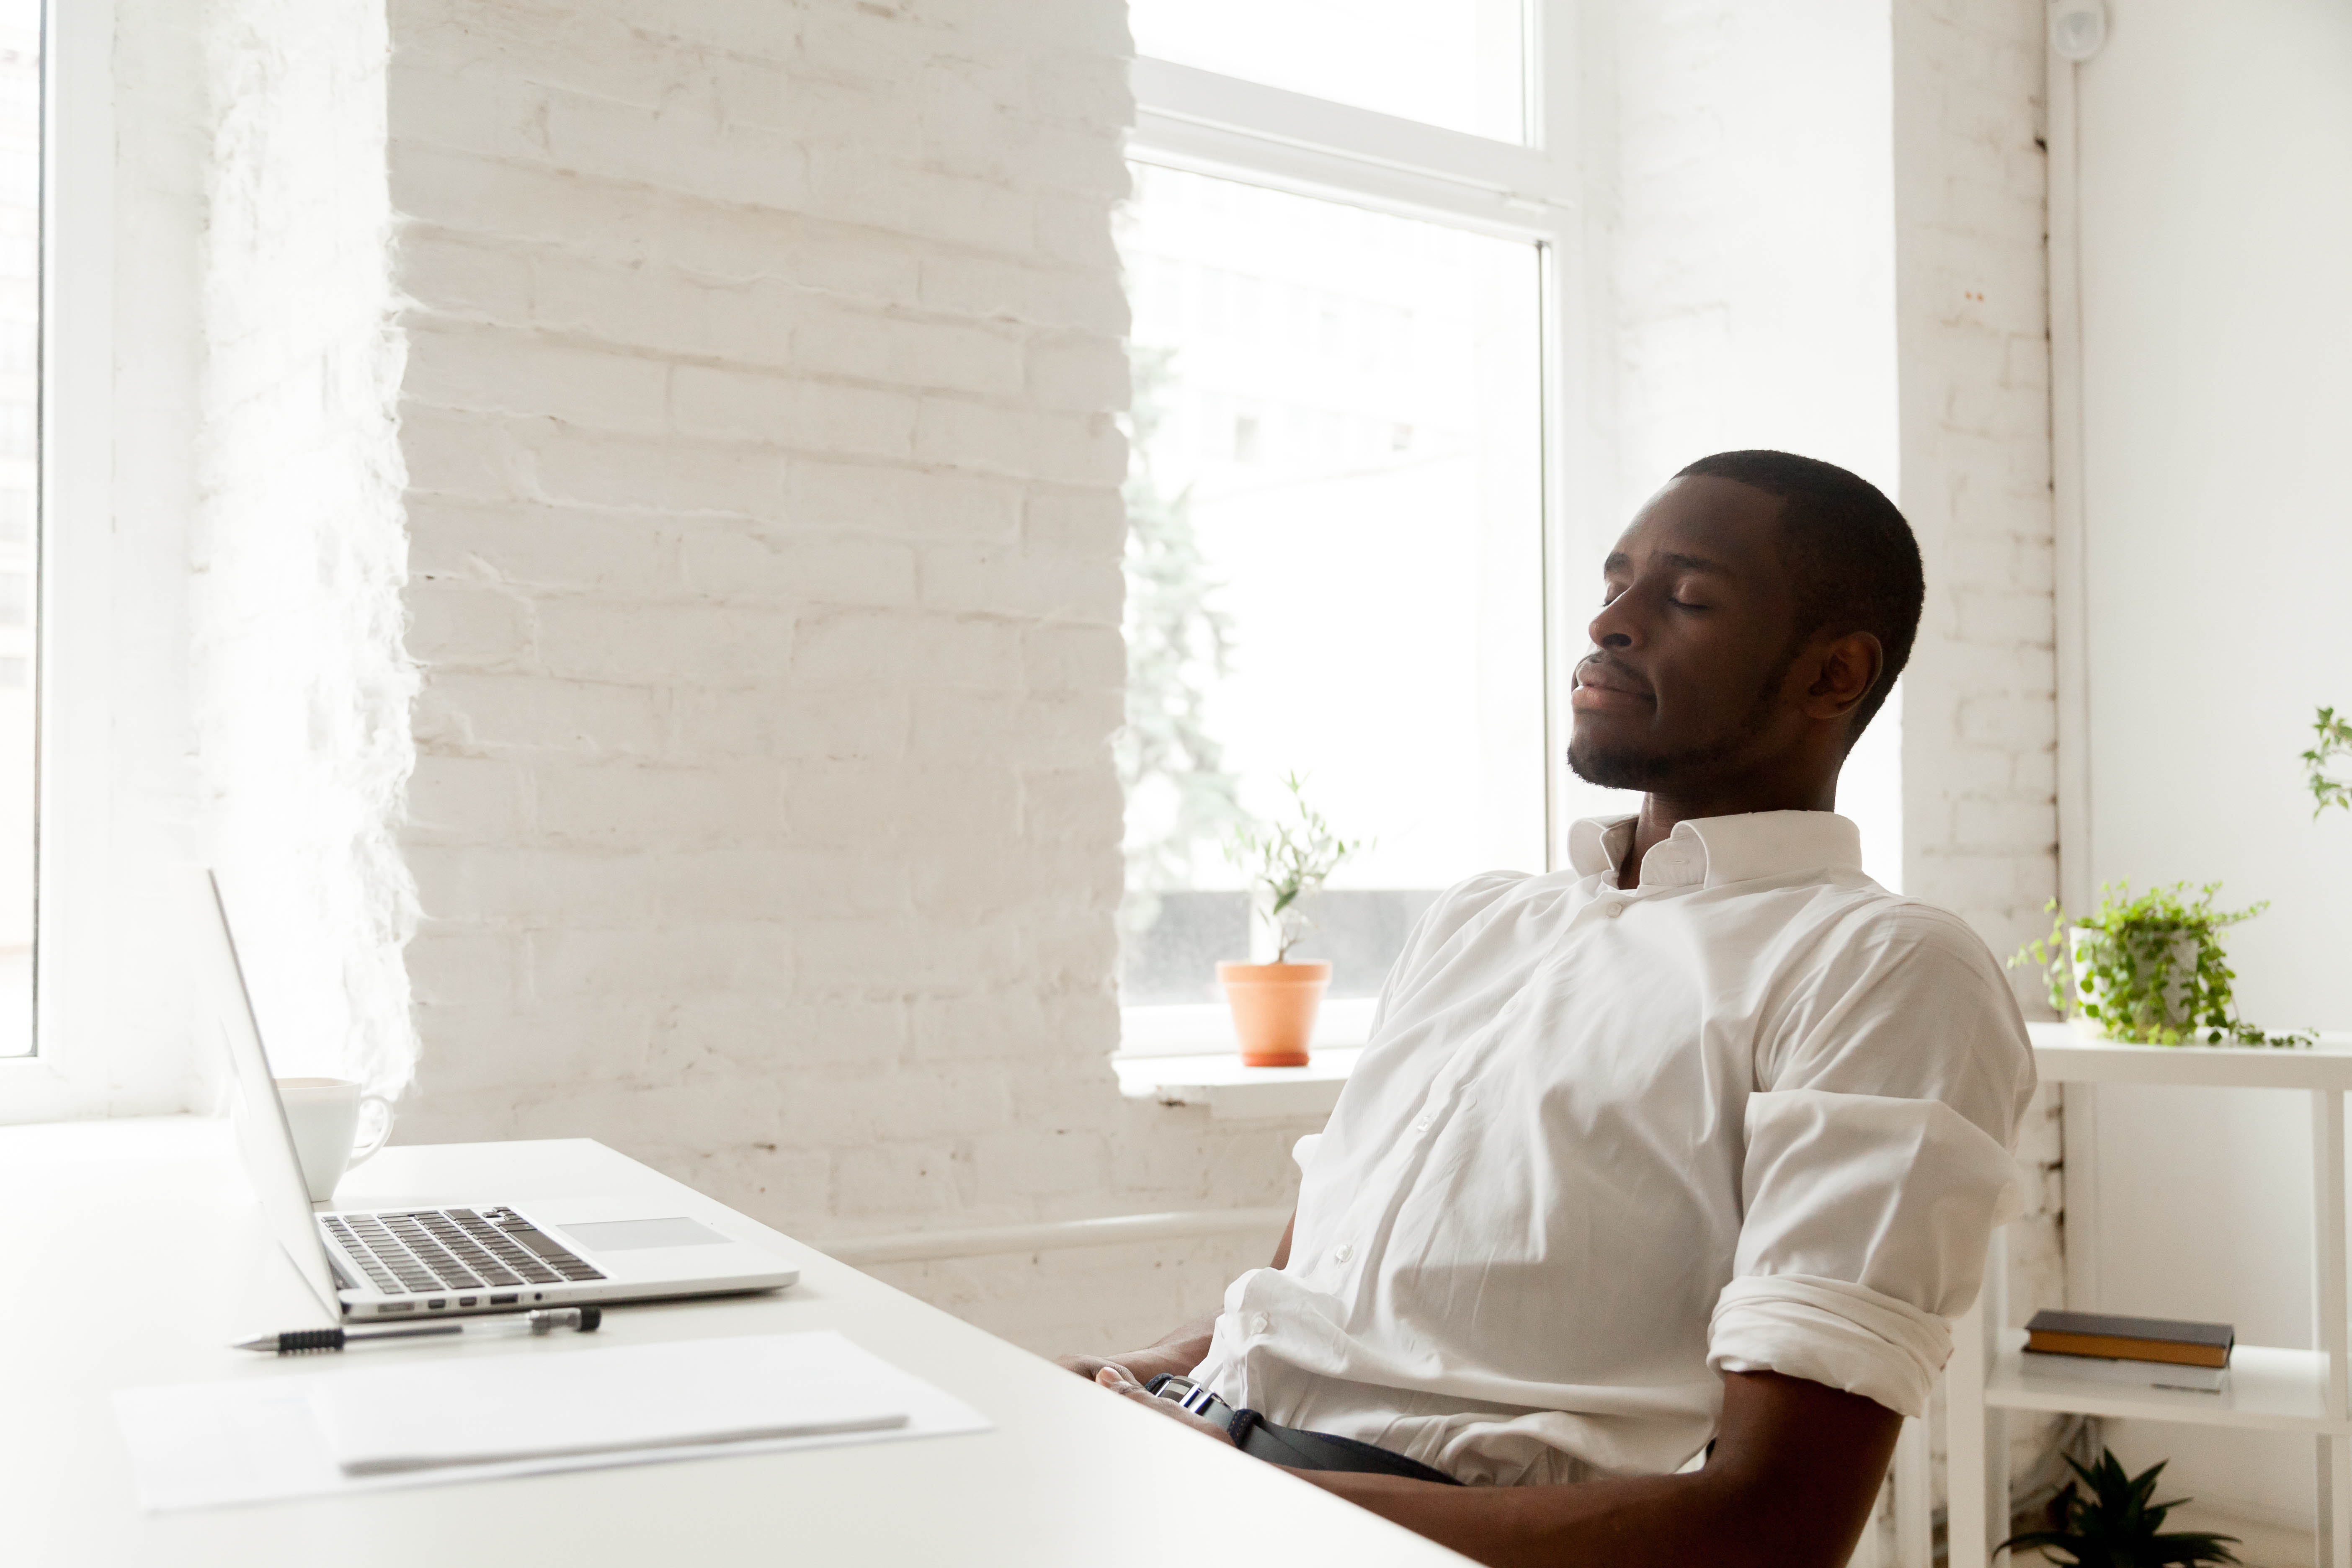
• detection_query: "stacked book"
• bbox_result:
[2020,1310,2234,1393]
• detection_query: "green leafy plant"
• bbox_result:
[1996,1449,2239,1567]
[2011,882,2311,1047]
[1226,774,1361,963]
[2304,704,2352,818]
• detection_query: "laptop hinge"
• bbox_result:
[320,1232,361,1292]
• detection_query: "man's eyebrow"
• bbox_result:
[1602,549,1736,576]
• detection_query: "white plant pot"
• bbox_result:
[2066,925,2200,1040]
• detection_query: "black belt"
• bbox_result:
[1145,1375,1462,1486]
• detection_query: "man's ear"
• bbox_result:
[1801,632,1884,723]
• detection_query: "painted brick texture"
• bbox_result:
[1892,0,2064,1495]
[1895,0,2059,975]
[383,0,1314,1353]
[197,0,418,1099]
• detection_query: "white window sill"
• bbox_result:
[1113,1044,1363,1121]
[1119,996,1375,1055]
[1114,995,1370,1119]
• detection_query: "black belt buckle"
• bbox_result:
[1143,1373,1236,1434]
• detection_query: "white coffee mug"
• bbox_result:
[277,1078,395,1203]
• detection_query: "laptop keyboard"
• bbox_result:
[321,1207,607,1297]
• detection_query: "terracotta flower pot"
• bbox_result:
[1217,961,1331,1067]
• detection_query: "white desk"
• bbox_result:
[0,1117,1471,1566]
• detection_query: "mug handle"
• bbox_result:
[349,1094,396,1168]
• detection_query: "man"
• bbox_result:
[1064,451,2036,1568]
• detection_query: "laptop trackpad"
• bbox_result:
[558,1217,730,1252]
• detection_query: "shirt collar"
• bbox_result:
[1565,810,1865,890]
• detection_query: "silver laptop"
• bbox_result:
[203,871,799,1322]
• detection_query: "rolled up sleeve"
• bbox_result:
[1709,1091,2022,1414]
[1707,907,2037,1416]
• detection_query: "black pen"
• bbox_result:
[233,1305,603,1354]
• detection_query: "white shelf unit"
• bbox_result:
[1988,1336,2333,1432]
[1948,1025,2352,1568]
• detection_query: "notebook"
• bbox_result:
[2022,1309,2234,1369]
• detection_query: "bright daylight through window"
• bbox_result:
[1117,1,1551,1044]
[1129,0,1527,142]
[0,0,33,1057]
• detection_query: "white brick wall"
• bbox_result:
[195,0,417,1096]
[1894,0,2059,979]
[1892,0,2063,1498]
[384,0,1315,1354]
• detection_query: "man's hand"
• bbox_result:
[1053,1313,1221,1389]
[1053,1344,1199,1387]
[1088,1362,1235,1446]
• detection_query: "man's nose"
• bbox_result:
[1588,592,1639,652]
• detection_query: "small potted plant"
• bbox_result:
[1996,1448,2240,1566]
[2011,882,2310,1047]
[1219,774,1360,1068]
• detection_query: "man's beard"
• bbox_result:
[1566,637,1801,792]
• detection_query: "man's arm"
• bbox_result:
[1082,1226,1898,1566]
[1287,1369,1898,1568]
[1055,1212,1295,1383]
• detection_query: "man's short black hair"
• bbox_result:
[1674,449,1924,746]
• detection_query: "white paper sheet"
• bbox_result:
[313,1331,913,1473]
[112,1331,992,1514]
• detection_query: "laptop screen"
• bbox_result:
[200,870,343,1320]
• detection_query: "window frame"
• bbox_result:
[1,0,207,1120]
[1,0,91,1096]
[1119,2,1598,1053]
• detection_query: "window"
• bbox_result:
[3,0,163,1112]
[1119,3,1591,1052]
[0,0,34,1057]
[1129,0,1529,142]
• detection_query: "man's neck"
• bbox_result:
[1617,781,1839,890]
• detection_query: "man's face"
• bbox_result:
[1567,476,1810,792]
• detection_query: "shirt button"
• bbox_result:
[1413,1113,1433,1132]
[1247,1312,1270,1335]
[1603,902,1625,918]
[1332,1243,1354,1264]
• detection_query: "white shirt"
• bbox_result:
[1189,811,2035,1487]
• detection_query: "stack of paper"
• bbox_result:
[312,1332,913,1474]
[113,1331,991,1513]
